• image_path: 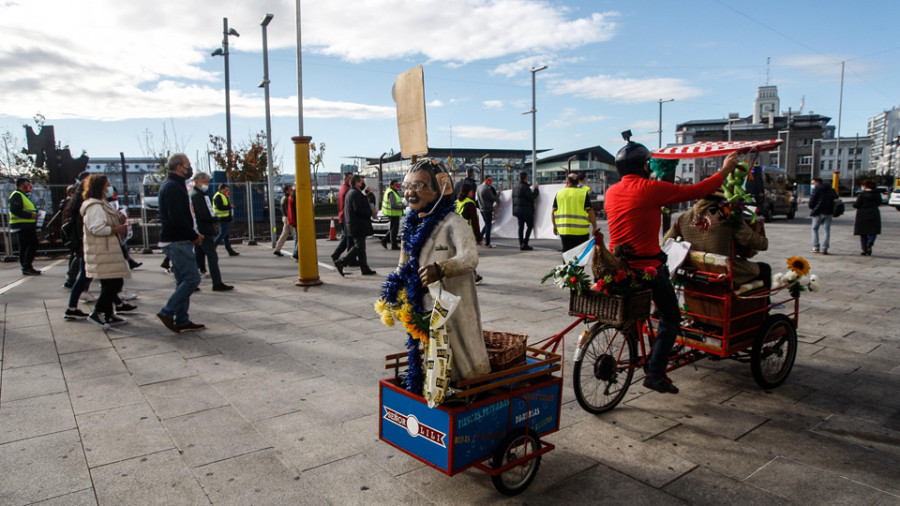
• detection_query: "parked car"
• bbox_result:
[744,166,797,220]
[876,186,891,204]
[371,211,406,237]
[888,188,900,211]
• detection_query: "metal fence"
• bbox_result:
[0,181,337,261]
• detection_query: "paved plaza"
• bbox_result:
[1,205,899,505]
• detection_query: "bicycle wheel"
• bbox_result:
[751,314,797,389]
[573,323,636,414]
[491,428,542,496]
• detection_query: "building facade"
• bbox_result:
[866,106,900,176]
[817,136,873,184]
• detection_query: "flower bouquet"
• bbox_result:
[374,289,430,342]
[594,266,657,296]
[541,260,592,295]
[773,256,820,297]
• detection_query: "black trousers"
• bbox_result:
[382,216,401,247]
[340,233,369,271]
[560,234,589,253]
[96,278,124,316]
[516,215,534,246]
[15,228,38,271]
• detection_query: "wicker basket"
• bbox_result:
[483,330,528,371]
[568,289,653,326]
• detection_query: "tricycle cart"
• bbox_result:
[379,345,562,496]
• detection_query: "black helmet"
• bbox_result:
[615,141,651,177]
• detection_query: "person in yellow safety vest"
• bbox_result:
[380,180,405,250]
[9,177,42,275]
[576,171,591,195]
[456,183,483,284]
[213,184,239,256]
[552,174,597,252]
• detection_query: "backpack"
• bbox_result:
[832,199,845,218]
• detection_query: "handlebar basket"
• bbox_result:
[483,330,528,372]
[568,289,653,326]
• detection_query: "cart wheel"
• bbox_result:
[491,428,541,496]
[751,314,797,389]
[573,324,636,414]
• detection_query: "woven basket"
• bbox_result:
[568,289,652,326]
[483,330,528,371]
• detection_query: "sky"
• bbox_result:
[2,0,899,176]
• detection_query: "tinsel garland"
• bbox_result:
[377,197,456,393]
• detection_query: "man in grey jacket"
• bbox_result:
[475,176,499,248]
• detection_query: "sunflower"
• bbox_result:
[786,256,810,276]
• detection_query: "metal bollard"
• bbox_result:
[246,180,257,245]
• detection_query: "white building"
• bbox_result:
[867,106,900,176]
[816,136,872,183]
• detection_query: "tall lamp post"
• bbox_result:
[657,98,674,148]
[259,13,276,247]
[523,65,547,184]
[211,18,240,155]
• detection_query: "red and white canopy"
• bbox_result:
[651,139,783,159]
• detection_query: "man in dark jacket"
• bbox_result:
[453,168,477,197]
[512,171,539,250]
[9,177,41,275]
[808,178,836,255]
[331,172,356,265]
[191,172,233,291]
[333,175,376,276]
[156,153,205,333]
[476,175,499,248]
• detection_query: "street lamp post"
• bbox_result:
[260,13,276,247]
[211,18,240,155]
[657,99,674,148]
[523,65,547,184]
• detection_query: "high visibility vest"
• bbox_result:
[580,184,591,195]
[554,187,590,236]
[381,188,403,217]
[9,190,36,225]
[456,197,475,226]
[213,192,230,219]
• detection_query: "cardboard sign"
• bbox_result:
[392,65,428,158]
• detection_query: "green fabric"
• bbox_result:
[650,158,678,178]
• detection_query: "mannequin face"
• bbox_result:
[403,171,437,212]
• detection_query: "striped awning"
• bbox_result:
[651,139,783,159]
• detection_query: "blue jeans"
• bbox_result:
[160,241,201,327]
[859,235,877,251]
[811,215,832,251]
[480,210,493,245]
[214,221,236,253]
[647,266,681,377]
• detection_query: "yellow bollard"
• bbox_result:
[293,136,322,286]
[831,171,840,194]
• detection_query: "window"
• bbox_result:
[827,160,833,171]
[829,149,834,156]
[688,163,694,173]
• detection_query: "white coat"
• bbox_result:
[81,198,131,280]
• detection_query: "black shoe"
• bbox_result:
[105,314,127,326]
[115,303,138,314]
[474,274,483,285]
[228,251,240,256]
[22,268,42,276]
[866,246,872,256]
[63,282,74,289]
[520,245,533,251]
[64,308,89,320]
[380,239,388,249]
[274,250,283,256]
[212,284,234,291]
[361,270,378,276]
[178,321,205,332]
[156,313,180,333]
[128,260,143,270]
[334,259,345,277]
[195,286,201,291]
[391,245,401,250]
[88,312,110,330]
[643,375,679,394]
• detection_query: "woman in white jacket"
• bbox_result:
[80,174,130,329]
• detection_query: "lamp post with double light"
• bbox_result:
[259,13,276,246]
[211,18,240,155]
[656,98,674,148]
[522,65,547,183]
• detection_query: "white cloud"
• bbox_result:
[549,74,702,104]
[491,55,585,78]
[483,100,504,110]
[440,125,527,141]
[547,107,606,129]
[428,100,445,107]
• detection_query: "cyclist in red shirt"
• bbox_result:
[604,131,738,394]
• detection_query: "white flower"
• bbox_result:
[799,275,810,285]
[773,273,783,287]
[809,282,819,292]
[809,274,818,283]
[783,271,797,283]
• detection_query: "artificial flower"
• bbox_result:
[644,266,658,277]
[786,256,810,276]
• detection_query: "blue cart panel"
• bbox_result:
[379,375,562,475]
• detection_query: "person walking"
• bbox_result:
[456,183,483,284]
[808,177,837,255]
[552,174,596,252]
[213,183,239,256]
[191,172,233,291]
[380,179,404,250]
[476,175,499,248]
[333,175,376,276]
[330,172,356,265]
[512,171,539,250]
[8,177,41,275]
[80,174,130,329]
[156,153,205,333]
[273,184,295,256]
[853,179,882,256]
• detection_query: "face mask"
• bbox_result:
[359,182,366,191]
[197,184,207,192]
[106,186,114,198]
[184,166,193,179]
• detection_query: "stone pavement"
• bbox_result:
[1,204,899,505]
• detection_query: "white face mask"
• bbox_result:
[197,184,208,192]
